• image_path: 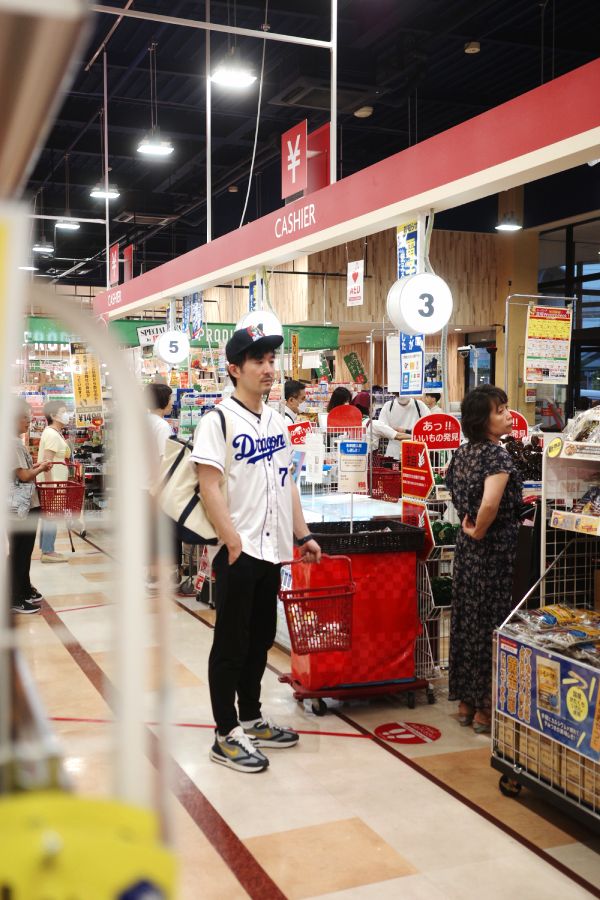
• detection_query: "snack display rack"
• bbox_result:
[491,440,600,831]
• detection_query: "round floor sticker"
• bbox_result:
[374,721,442,744]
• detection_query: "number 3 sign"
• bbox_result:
[155,330,190,364]
[387,272,453,335]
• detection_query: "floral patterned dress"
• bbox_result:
[445,440,522,709]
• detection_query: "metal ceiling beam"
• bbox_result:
[92,5,332,50]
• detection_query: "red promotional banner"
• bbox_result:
[123,243,134,282]
[510,409,529,441]
[109,242,119,287]
[401,440,434,501]
[412,413,461,450]
[401,498,434,560]
[288,421,312,445]
[281,120,307,199]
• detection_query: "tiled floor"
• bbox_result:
[13,531,600,898]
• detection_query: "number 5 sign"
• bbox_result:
[155,330,190,364]
[386,272,453,336]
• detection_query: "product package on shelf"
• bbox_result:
[178,392,222,439]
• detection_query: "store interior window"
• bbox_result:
[464,341,496,393]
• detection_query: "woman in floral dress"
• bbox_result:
[445,386,523,733]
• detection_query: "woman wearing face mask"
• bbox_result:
[37,400,72,562]
[377,394,429,460]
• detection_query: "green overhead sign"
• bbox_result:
[24,316,339,351]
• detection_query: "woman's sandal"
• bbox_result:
[457,702,475,726]
[473,710,491,734]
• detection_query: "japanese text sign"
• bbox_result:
[338,440,368,493]
[288,420,311,445]
[524,305,572,385]
[497,633,600,763]
[510,409,529,441]
[109,242,119,287]
[400,332,424,395]
[70,341,104,427]
[343,351,367,384]
[347,259,364,307]
[413,413,461,450]
[401,440,434,501]
[401,498,434,561]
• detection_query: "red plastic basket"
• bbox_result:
[370,468,402,502]
[280,555,355,655]
[37,463,85,519]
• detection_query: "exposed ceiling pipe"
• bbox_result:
[85,0,136,72]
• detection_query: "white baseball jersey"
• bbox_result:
[190,396,294,564]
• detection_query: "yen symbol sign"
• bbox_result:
[287,135,302,184]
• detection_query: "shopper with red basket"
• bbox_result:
[8,399,53,614]
[193,324,321,774]
[36,400,72,563]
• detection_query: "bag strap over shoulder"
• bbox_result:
[214,406,234,480]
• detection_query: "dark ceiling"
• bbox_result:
[25,0,600,285]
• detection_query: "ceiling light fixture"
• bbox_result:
[137,43,174,157]
[56,154,80,231]
[354,105,373,119]
[495,214,523,232]
[90,183,120,200]
[464,41,481,54]
[211,46,256,89]
[227,184,239,193]
[91,109,121,201]
[56,218,80,231]
[32,240,54,254]
[33,189,54,254]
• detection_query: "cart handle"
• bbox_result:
[280,553,351,567]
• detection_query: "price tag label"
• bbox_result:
[155,331,190,364]
[387,272,453,335]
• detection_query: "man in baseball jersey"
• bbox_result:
[192,324,321,773]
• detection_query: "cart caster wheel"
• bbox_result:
[499,775,522,798]
[427,689,436,705]
[407,692,416,710]
[312,699,327,717]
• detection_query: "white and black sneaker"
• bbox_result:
[12,598,41,615]
[209,726,269,773]
[29,587,43,602]
[242,717,300,748]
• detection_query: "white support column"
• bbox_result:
[330,0,337,185]
[205,0,212,244]
[103,51,110,289]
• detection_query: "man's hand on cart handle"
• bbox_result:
[298,537,321,563]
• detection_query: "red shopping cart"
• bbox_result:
[370,468,402,503]
[279,555,355,655]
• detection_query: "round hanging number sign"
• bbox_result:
[386,272,453,335]
[154,331,190,364]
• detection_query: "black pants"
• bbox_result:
[8,510,40,602]
[209,549,281,735]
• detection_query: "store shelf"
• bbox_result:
[549,508,600,537]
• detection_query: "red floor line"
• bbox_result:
[50,603,110,613]
[41,601,287,900]
[49,715,370,740]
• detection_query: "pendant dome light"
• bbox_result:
[137,43,174,157]
[55,154,80,230]
[210,0,256,89]
[90,108,120,200]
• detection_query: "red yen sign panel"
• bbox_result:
[401,440,435,501]
[281,120,307,199]
[109,242,120,287]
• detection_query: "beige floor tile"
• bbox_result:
[43,591,110,609]
[93,648,202,690]
[315,873,449,900]
[548,841,600,888]
[244,817,416,899]
[419,747,593,848]
[81,571,113,583]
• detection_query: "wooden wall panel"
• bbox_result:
[204,256,309,324]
